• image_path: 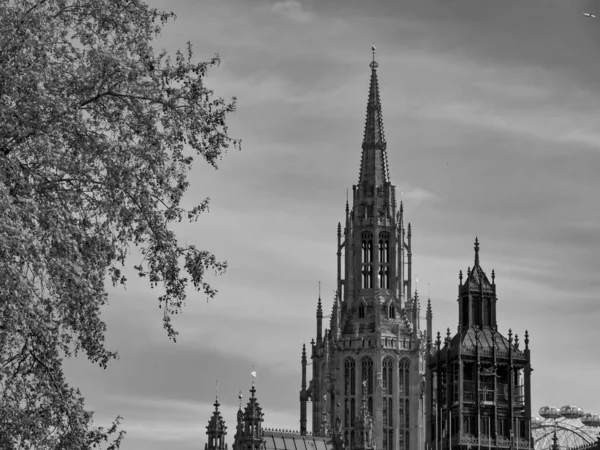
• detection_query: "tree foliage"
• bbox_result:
[0,0,239,447]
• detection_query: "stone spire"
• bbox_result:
[358,44,389,188]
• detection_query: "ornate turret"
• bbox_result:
[427,241,533,450]
[234,384,265,450]
[458,238,496,330]
[206,396,227,450]
[233,392,244,450]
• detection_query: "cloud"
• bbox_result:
[401,187,440,206]
[271,0,312,23]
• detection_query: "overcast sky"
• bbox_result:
[63,0,600,448]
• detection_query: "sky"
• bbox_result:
[62,0,600,448]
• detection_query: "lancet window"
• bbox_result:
[382,357,394,450]
[361,231,373,289]
[399,358,410,450]
[378,232,390,289]
[344,357,356,432]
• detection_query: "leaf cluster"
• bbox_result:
[0,0,239,447]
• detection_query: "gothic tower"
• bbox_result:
[301,48,427,450]
[427,239,533,450]
[206,396,228,450]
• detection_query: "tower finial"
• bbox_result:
[216,380,219,403]
[370,43,378,69]
[250,366,257,393]
[474,237,480,266]
[319,281,321,299]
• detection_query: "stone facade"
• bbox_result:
[299,51,427,450]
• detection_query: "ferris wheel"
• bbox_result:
[533,406,600,450]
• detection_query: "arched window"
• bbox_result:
[358,302,366,319]
[382,357,394,450]
[379,232,390,289]
[361,231,373,264]
[344,357,356,432]
[388,303,395,319]
[379,232,390,263]
[361,231,373,289]
[399,359,410,450]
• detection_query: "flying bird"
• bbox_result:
[583,12,596,18]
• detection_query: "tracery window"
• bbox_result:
[382,357,394,450]
[378,232,390,288]
[344,357,356,435]
[399,359,410,450]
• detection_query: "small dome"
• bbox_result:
[540,406,561,419]
[531,416,545,426]
[581,413,600,427]
[560,405,584,419]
